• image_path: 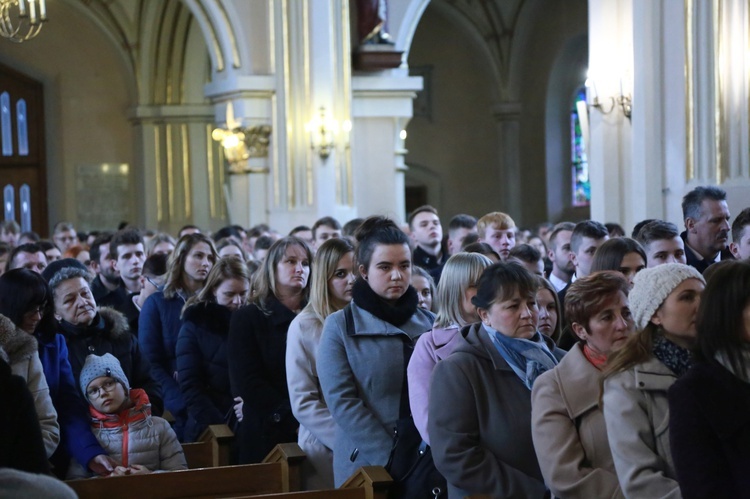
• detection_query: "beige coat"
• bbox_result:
[602,356,681,499]
[532,344,624,499]
[0,315,59,458]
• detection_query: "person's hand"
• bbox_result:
[233,397,244,422]
[127,464,151,475]
[87,454,117,476]
[109,466,129,476]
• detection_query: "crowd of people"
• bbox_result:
[0,184,749,498]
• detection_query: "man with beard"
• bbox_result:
[546,222,575,292]
[681,186,733,274]
[89,233,121,306]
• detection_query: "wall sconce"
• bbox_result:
[212,125,272,174]
[0,0,47,42]
[305,107,351,160]
[586,75,632,121]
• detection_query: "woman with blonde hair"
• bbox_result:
[286,237,355,489]
[407,252,492,444]
[176,257,250,443]
[602,263,705,498]
[229,236,312,463]
[536,277,562,344]
[139,233,218,441]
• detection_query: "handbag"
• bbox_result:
[343,306,446,499]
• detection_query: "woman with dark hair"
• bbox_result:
[668,260,750,498]
[532,271,633,498]
[0,269,114,477]
[590,237,647,288]
[602,263,705,498]
[177,257,251,443]
[139,233,218,441]
[228,236,312,463]
[286,237,356,489]
[317,216,435,486]
[428,262,565,498]
[536,277,562,343]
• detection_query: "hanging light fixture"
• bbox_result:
[0,0,47,43]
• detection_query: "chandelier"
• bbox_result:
[0,0,47,43]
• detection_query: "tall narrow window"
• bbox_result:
[571,88,590,206]
[16,98,28,156]
[1,92,11,156]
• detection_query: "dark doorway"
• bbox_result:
[405,185,428,217]
[0,62,47,236]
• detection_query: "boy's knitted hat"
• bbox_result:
[629,263,705,330]
[79,353,130,399]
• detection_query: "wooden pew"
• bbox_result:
[217,466,393,499]
[66,443,306,499]
[181,424,234,468]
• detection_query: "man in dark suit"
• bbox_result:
[680,186,733,274]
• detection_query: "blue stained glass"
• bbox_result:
[1,92,11,156]
[571,88,590,206]
[17,99,28,156]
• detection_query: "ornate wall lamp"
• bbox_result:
[305,107,351,160]
[586,73,632,121]
[211,125,272,174]
[0,0,47,42]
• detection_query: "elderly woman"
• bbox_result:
[603,263,705,498]
[428,262,565,498]
[668,261,750,498]
[531,271,634,498]
[49,264,163,415]
[407,252,492,445]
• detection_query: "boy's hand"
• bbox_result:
[88,454,117,476]
[128,464,151,475]
[109,466,130,476]
[233,397,243,422]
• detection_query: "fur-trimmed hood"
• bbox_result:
[58,307,130,341]
[0,313,38,364]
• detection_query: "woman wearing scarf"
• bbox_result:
[532,271,634,498]
[317,217,434,486]
[668,260,750,498]
[428,262,565,498]
[602,263,705,498]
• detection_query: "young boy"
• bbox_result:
[68,353,186,478]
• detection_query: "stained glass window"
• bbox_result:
[1,92,11,156]
[17,99,28,156]
[571,88,590,206]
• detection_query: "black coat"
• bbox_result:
[228,296,300,463]
[176,301,234,442]
[58,307,164,416]
[669,360,750,499]
[680,231,734,274]
[0,354,50,474]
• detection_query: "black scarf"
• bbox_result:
[652,333,693,378]
[58,313,105,338]
[352,278,419,327]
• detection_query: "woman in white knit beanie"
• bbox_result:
[601,263,705,499]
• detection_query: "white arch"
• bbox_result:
[394,0,432,61]
[180,0,245,73]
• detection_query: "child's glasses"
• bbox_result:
[87,379,118,400]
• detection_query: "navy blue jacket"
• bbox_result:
[228,296,301,463]
[176,302,234,443]
[138,291,187,435]
[37,333,105,475]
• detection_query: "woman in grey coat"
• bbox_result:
[317,217,434,486]
[429,262,564,498]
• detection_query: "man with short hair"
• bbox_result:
[178,225,201,238]
[635,220,687,267]
[730,207,750,261]
[52,221,78,253]
[568,220,609,281]
[6,243,47,274]
[477,211,517,261]
[89,233,121,304]
[408,206,446,273]
[546,222,575,292]
[312,216,342,250]
[289,225,314,247]
[447,214,477,256]
[508,244,544,276]
[111,229,146,295]
[681,186,733,273]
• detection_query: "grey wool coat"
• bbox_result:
[317,301,434,486]
[428,323,565,499]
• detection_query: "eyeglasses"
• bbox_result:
[145,276,162,289]
[24,305,46,317]
[86,379,118,400]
